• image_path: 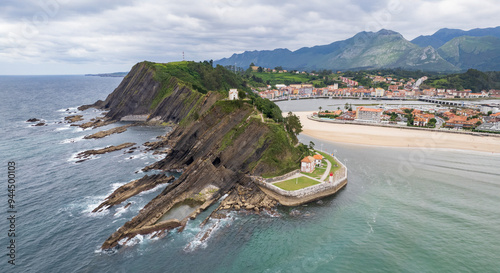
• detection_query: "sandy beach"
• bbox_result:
[295,111,500,153]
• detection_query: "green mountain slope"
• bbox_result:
[438,36,500,71]
[412,26,500,48]
[216,29,459,72]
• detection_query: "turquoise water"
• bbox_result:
[1,76,499,272]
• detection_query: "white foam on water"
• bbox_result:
[110,182,126,191]
[68,145,110,162]
[183,212,236,252]
[57,107,79,112]
[72,127,84,133]
[78,181,129,217]
[219,194,229,201]
[113,202,134,218]
[138,183,168,196]
[262,209,281,218]
[55,125,71,131]
[60,135,85,144]
[124,234,144,247]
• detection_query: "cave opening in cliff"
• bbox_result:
[185,156,194,165]
[212,157,221,167]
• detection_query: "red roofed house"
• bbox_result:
[301,156,316,173]
[313,154,323,166]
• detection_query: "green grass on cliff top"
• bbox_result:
[148,61,249,110]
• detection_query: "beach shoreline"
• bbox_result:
[294,111,500,153]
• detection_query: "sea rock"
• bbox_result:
[93,174,174,212]
[26,118,40,122]
[65,115,83,123]
[76,142,136,161]
[78,118,116,129]
[84,124,132,139]
[33,122,46,126]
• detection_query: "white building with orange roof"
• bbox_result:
[356,107,383,123]
[301,156,316,173]
[313,154,323,166]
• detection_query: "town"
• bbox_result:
[250,67,500,133]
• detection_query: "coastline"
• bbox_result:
[294,111,500,153]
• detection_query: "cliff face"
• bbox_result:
[90,62,218,123]
[87,61,306,249]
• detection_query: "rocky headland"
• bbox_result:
[81,61,308,250]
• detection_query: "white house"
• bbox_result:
[313,154,323,166]
[300,156,316,173]
[229,89,238,100]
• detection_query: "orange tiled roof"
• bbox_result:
[313,154,323,160]
[491,112,500,117]
[301,156,315,163]
[358,107,383,113]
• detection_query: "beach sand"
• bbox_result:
[295,111,500,153]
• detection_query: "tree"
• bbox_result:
[238,90,246,100]
[309,141,315,151]
[488,111,493,116]
[285,112,302,143]
[344,103,349,110]
[258,66,264,73]
[407,114,414,126]
[428,118,437,127]
[275,66,283,71]
[250,62,255,67]
[319,106,322,113]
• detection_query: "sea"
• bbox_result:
[1,75,500,273]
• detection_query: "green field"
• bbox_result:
[317,151,342,174]
[273,176,320,191]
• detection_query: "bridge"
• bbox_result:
[418,98,466,107]
[270,96,410,102]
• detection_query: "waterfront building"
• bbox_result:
[356,107,383,122]
[301,156,316,173]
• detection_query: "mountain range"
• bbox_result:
[215,27,500,72]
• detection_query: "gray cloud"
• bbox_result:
[0,0,499,74]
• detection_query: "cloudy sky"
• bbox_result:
[1,0,499,75]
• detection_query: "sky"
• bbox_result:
[1,0,499,75]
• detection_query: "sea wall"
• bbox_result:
[253,156,348,206]
[262,170,300,183]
